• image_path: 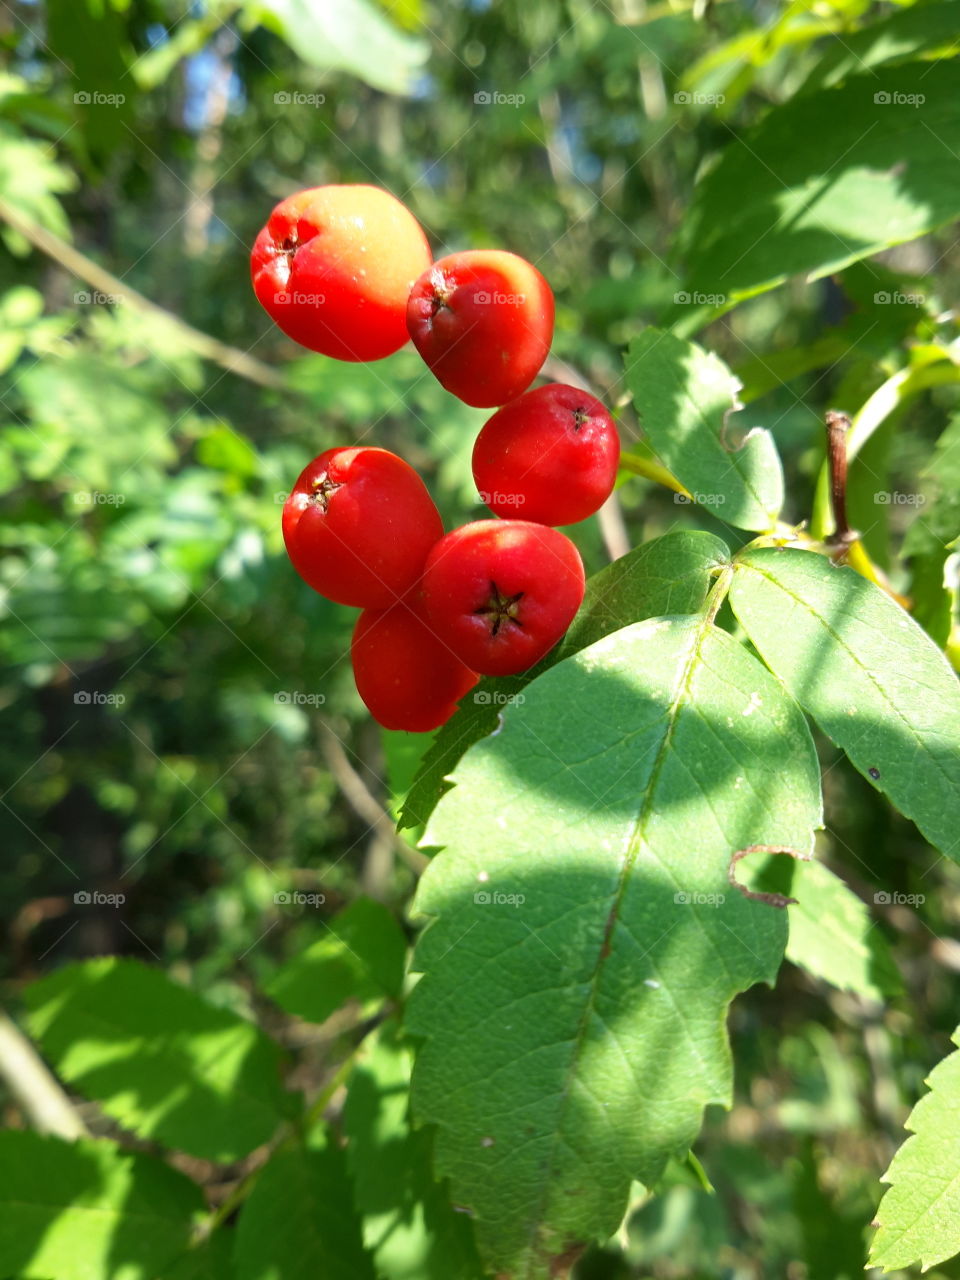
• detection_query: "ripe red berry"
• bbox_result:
[352,600,478,732]
[406,250,554,408]
[283,447,443,609]
[472,383,620,526]
[251,185,432,362]
[420,520,585,676]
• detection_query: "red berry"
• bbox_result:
[283,447,443,609]
[352,600,478,732]
[472,383,620,526]
[251,185,432,361]
[406,250,554,408]
[420,520,585,676]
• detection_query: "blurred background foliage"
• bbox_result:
[1,0,960,1274]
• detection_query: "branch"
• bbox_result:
[0,1010,89,1139]
[318,721,428,875]
[0,197,288,391]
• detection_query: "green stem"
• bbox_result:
[619,452,691,498]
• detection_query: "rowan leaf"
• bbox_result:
[25,957,286,1161]
[869,1025,960,1273]
[234,1140,376,1280]
[407,615,822,1277]
[624,330,783,532]
[0,1131,204,1280]
[730,547,960,860]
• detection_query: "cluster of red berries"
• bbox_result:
[252,184,620,732]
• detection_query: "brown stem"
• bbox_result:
[825,410,856,549]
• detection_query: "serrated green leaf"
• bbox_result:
[0,1131,203,1280]
[785,859,902,1000]
[265,897,407,1024]
[678,63,960,309]
[730,547,960,860]
[624,330,783,531]
[869,1025,960,1273]
[234,1141,376,1280]
[343,1020,484,1279]
[408,615,822,1277]
[25,958,286,1161]
[399,529,730,830]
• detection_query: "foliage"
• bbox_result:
[2,0,960,1277]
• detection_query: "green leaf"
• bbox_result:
[159,1234,234,1280]
[248,0,429,96]
[25,957,287,1161]
[785,859,902,1001]
[234,1141,376,1280]
[799,2,960,93]
[869,1025,960,1273]
[677,63,960,310]
[343,1020,484,1279]
[408,615,822,1277]
[624,329,783,531]
[265,897,407,1024]
[730,547,960,859]
[0,1131,204,1280]
[399,529,730,830]
[0,124,76,244]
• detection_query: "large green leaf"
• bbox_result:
[0,1131,204,1280]
[248,0,428,95]
[265,897,407,1024]
[729,547,960,860]
[677,62,960,311]
[343,1020,484,1279]
[26,958,287,1161]
[624,330,783,531]
[399,529,730,830]
[869,1025,960,1273]
[234,1141,376,1280]
[407,615,822,1277]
